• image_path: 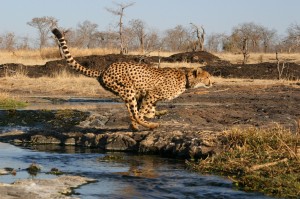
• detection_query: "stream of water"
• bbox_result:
[0,142,274,199]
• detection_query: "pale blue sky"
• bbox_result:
[0,0,299,38]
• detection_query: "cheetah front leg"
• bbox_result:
[124,103,140,131]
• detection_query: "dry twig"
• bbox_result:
[248,158,288,172]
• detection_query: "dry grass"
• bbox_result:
[157,62,203,68]
[0,75,112,98]
[0,49,58,65]
[2,48,300,66]
[212,76,299,87]
[187,126,300,198]
[215,52,300,64]
[1,68,298,100]
[0,48,176,65]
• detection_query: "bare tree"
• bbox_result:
[18,36,30,50]
[283,23,300,53]
[163,25,189,51]
[120,26,133,53]
[95,31,119,49]
[129,19,147,53]
[229,29,251,63]
[0,32,16,51]
[106,2,135,54]
[190,23,205,51]
[242,37,249,64]
[206,33,225,52]
[76,20,99,48]
[27,16,58,49]
[260,27,277,53]
[145,29,160,51]
[232,23,258,52]
[276,51,287,80]
[223,22,278,54]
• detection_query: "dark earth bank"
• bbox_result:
[1,51,300,80]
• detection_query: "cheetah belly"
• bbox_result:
[167,88,186,100]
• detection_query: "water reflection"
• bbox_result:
[0,143,273,199]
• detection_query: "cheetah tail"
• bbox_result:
[52,28,100,78]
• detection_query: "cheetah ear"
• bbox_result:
[192,68,203,77]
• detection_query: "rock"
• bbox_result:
[0,175,96,199]
[47,168,64,175]
[0,129,222,159]
[0,168,16,176]
[30,135,61,144]
[78,112,111,128]
[97,133,137,151]
[26,163,41,175]
[0,169,10,175]
[64,137,76,145]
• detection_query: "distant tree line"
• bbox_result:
[0,14,300,54]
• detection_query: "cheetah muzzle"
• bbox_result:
[52,28,212,131]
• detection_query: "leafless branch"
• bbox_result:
[276,51,287,80]
[190,23,205,51]
[106,2,135,54]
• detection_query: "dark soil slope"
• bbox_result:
[1,51,299,80]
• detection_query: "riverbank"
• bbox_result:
[0,88,299,198]
[187,126,300,198]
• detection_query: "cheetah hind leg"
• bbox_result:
[120,88,159,130]
[140,106,169,119]
[144,106,156,119]
[139,94,157,119]
[127,101,159,130]
[139,94,168,119]
[155,109,168,117]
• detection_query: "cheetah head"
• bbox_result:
[187,68,212,89]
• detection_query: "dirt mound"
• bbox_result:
[0,51,299,80]
[204,62,300,80]
[0,54,152,78]
[0,63,49,78]
[168,51,231,66]
[0,51,225,78]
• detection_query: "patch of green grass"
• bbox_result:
[0,98,27,109]
[187,126,300,198]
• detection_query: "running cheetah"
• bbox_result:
[52,28,212,131]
